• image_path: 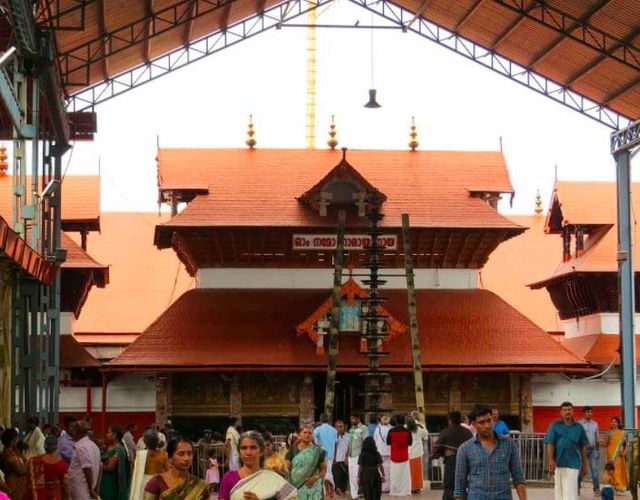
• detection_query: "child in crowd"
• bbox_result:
[206,449,220,492]
[600,462,615,500]
[358,436,384,500]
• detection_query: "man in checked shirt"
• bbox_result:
[453,404,527,500]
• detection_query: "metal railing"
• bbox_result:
[192,432,628,488]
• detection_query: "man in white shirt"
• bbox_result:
[332,419,350,496]
[374,415,392,492]
[225,416,241,471]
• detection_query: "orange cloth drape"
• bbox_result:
[409,457,423,491]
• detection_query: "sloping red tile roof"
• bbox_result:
[155,148,520,231]
[533,181,640,286]
[562,334,639,364]
[0,215,58,284]
[60,334,100,368]
[109,288,586,371]
[71,212,194,335]
[61,232,109,287]
[482,214,562,332]
[545,181,629,229]
[0,175,100,228]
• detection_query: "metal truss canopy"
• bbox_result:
[348,0,631,130]
[67,0,332,112]
[65,0,634,130]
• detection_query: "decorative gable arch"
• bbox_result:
[295,276,406,354]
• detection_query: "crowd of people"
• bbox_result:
[545,402,629,500]
[0,403,631,500]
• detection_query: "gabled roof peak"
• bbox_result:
[298,148,387,216]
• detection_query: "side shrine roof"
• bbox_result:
[533,181,640,287]
[71,212,194,336]
[482,214,562,332]
[0,175,101,231]
[155,148,520,244]
[108,288,588,372]
[0,215,57,284]
[60,334,100,369]
[562,334,640,365]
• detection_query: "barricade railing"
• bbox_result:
[192,432,630,487]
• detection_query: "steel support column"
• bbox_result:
[615,147,636,429]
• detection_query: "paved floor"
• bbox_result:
[379,488,629,499]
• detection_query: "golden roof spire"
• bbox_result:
[534,189,543,215]
[408,116,419,151]
[245,114,256,149]
[327,115,338,150]
[0,144,8,176]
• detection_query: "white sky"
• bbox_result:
[62,0,635,215]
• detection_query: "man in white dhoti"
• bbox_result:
[386,416,412,496]
[373,415,391,493]
[225,416,241,471]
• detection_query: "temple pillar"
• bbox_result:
[448,375,461,412]
[519,374,533,432]
[155,374,170,428]
[230,374,242,421]
[299,375,315,427]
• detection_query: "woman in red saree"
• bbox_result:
[27,435,71,500]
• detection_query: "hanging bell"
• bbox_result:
[364,88,381,108]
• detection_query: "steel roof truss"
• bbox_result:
[67,0,333,111]
[493,0,640,73]
[348,0,629,130]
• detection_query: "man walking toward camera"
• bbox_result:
[545,401,589,500]
[453,405,526,500]
[578,406,600,496]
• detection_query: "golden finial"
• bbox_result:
[245,114,256,149]
[0,144,8,176]
[327,115,338,150]
[408,116,419,151]
[534,189,543,215]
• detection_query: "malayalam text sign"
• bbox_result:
[292,234,398,250]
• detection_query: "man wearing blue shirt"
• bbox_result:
[545,401,588,500]
[491,408,510,436]
[314,413,338,498]
[454,404,526,500]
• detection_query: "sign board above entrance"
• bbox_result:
[292,234,398,250]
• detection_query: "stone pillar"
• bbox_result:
[378,375,393,412]
[448,375,461,412]
[519,374,533,432]
[155,374,169,427]
[230,374,242,422]
[299,375,315,427]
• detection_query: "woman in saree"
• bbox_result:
[0,428,28,500]
[100,424,131,500]
[129,429,169,499]
[144,435,210,499]
[264,438,288,478]
[27,434,71,500]
[285,425,327,500]
[606,416,628,492]
[219,430,297,500]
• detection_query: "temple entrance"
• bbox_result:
[335,373,364,421]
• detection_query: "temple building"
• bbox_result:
[96,145,589,435]
[484,181,640,431]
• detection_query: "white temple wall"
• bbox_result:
[532,371,630,407]
[59,373,155,413]
[562,312,640,338]
[60,312,75,336]
[196,268,479,289]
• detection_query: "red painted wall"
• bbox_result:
[533,406,638,433]
[59,411,156,440]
